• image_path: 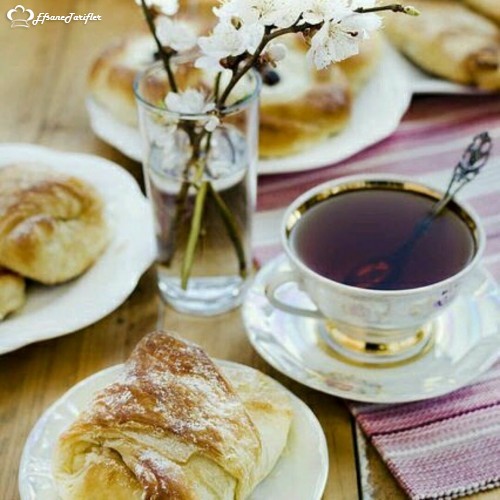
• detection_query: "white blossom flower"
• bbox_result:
[302,0,338,25]
[135,0,178,16]
[307,6,381,69]
[204,114,220,132]
[196,20,264,71]
[265,43,287,63]
[215,0,301,29]
[156,16,197,52]
[165,89,220,131]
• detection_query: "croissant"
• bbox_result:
[0,267,25,320]
[463,0,500,25]
[383,0,500,90]
[0,164,108,284]
[53,332,293,499]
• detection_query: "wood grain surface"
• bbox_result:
[0,2,496,500]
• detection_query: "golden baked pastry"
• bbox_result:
[89,33,352,157]
[89,28,381,157]
[258,42,352,157]
[463,0,500,24]
[384,0,500,90]
[0,164,108,285]
[258,33,381,157]
[54,332,293,499]
[89,34,157,126]
[0,267,25,320]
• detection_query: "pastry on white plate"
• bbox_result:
[0,164,108,285]
[463,0,500,24]
[88,30,382,158]
[53,331,293,499]
[384,0,500,90]
[0,267,25,320]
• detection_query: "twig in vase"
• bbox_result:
[139,0,178,93]
[181,181,209,289]
[207,183,248,279]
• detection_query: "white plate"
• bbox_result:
[87,42,413,175]
[0,144,156,354]
[243,254,500,404]
[19,360,329,500]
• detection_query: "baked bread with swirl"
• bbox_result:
[384,0,500,90]
[88,31,381,157]
[0,164,108,285]
[53,331,293,499]
[0,267,25,320]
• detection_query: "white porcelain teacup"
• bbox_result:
[264,175,485,364]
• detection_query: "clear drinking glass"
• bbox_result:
[134,58,260,316]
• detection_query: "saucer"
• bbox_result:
[243,255,500,403]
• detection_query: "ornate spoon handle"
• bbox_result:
[431,132,492,217]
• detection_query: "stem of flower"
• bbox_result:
[164,180,190,266]
[217,27,272,106]
[181,181,209,289]
[354,3,418,15]
[207,183,247,278]
[140,0,178,93]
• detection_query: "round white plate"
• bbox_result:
[243,254,500,404]
[0,144,156,355]
[86,42,412,175]
[19,360,328,500]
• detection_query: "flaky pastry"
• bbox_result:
[463,0,500,25]
[384,0,500,90]
[89,29,381,158]
[54,332,293,499]
[0,164,108,284]
[0,267,25,320]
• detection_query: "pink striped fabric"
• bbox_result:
[350,364,500,499]
[254,94,500,499]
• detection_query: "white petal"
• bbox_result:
[165,89,216,116]
[267,43,287,62]
[204,115,220,132]
[195,55,225,72]
[240,23,265,54]
[135,0,179,16]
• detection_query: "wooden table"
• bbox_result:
[0,2,497,499]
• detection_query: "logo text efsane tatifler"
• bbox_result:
[6,4,101,28]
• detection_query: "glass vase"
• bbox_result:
[134,58,260,316]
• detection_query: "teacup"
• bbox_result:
[264,175,485,364]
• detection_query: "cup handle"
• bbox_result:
[264,268,324,319]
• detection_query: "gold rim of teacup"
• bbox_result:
[285,179,480,246]
[282,176,485,297]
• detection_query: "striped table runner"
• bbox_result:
[254,94,500,499]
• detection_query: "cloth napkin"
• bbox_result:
[254,94,500,498]
[350,363,500,499]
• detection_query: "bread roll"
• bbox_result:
[463,0,500,24]
[89,35,157,126]
[0,267,25,320]
[88,33,352,158]
[258,33,381,157]
[89,27,381,158]
[0,164,108,284]
[54,332,293,499]
[384,0,500,90]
